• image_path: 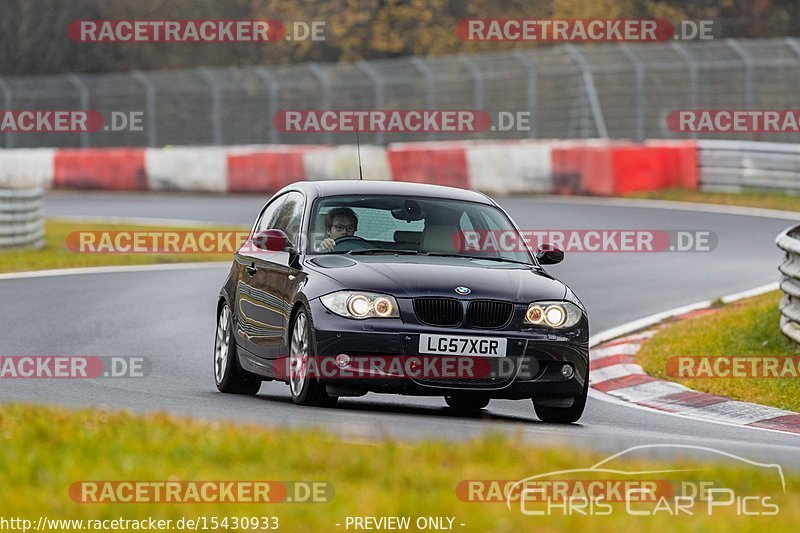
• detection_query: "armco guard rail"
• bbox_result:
[0,188,44,249]
[699,140,800,192]
[776,224,800,344]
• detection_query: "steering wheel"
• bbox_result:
[332,235,371,251]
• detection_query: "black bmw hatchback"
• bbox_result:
[215,180,589,423]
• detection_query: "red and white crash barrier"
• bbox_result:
[0,139,699,195]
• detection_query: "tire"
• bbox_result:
[288,308,339,407]
[444,395,490,412]
[214,302,262,395]
[532,379,588,424]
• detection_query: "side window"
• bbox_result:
[255,195,287,234]
[254,192,305,246]
[273,192,305,245]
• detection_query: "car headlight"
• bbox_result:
[525,301,582,329]
[320,291,400,319]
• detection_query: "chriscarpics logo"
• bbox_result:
[493,445,784,517]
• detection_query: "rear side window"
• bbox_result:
[274,192,305,244]
[255,191,305,246]
[255,195,287,234]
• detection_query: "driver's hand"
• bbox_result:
[318,238,336,253]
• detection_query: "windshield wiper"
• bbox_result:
[423,252,532,266]
[347,249,420,255]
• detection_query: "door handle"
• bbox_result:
[246,263,257,276]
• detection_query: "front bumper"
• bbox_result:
[307,299,589,399]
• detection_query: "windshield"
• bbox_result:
[308,195,533,265]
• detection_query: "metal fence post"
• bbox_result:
[458,54,485,138]
[198,67,222,145]
[256,67,280,144]
[670,42,698,140]
[0,78,13,148]
[564,44,609,138]
[512,51,537,138]
[411,57,436,141]
[726,39,754,110]
[620,44,646,142]
[67,74,90,147]
[132,70,157,147]
[357,60,385,145]
[564,92,580,138]
[306,63,331,145]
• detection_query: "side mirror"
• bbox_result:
[536,243,564,265]
[252,229,290,252]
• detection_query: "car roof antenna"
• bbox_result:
[355,127,364,181]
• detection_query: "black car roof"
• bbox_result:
[281,180,495,205]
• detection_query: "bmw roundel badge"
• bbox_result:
[455,286,471,295]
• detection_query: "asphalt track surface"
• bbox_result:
[2,191,798,466]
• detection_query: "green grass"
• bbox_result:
[637,291,800,412]
[0,220,245,273]
[0,404,798,532]
[625,188,800,213]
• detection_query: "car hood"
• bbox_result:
[305,255,567,302]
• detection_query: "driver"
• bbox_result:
[317,207,359,252]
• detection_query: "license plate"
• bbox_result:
[418,334,507,357]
